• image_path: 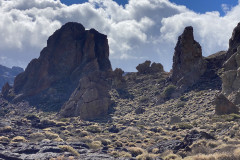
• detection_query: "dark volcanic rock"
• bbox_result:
[171,26,207,88]
[0,142,114,160]
[5,22,112,119]
[136,60,164,74]
[214,94,239,115]
[226,22,240,60]
[0,65,23,91]
[149,130,214,154]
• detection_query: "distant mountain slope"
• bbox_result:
[0,65,23,90]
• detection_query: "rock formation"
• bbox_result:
[171,26,206,88]
[220,22,240,107]
[136,60,164,74]
[60,71,112,120]
[4,22,112,119]
[0,65,23,90]
[225,22,240,60]
[214,94,239,115]
[221,46,240,105]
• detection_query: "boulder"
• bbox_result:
[171,26,206,88]
[60,71,112,120]
[5,22,112,119]
[136,60,164,74]
[111,68,126,89]
[214,94,239,115]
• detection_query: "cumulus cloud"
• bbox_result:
[0,0,240,71]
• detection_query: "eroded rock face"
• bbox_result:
[214,94,239,115]
[60,71,112,120]
[226,22,240,60]
[5,22,112,119]
[222,46,240,106]
[171,26,206,88]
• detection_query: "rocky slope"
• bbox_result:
[0,65,23,91]
[0,22,240,160]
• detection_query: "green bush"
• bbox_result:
[163,85,176,99]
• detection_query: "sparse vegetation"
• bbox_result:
[163,85,177,99]
[58,145,80,157]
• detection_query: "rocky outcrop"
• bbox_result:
[0,142,114,160]
[225,22,240,60]
[136,60,164,74]
[214,94,239,115]
[4,22,112,119]
[171,26,206,88]
[0,65,23,91]
[220,23,240,107]
[60,71,112,120]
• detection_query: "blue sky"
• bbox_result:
[60,0,239,16]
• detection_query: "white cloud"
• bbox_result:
[0,0,239,72]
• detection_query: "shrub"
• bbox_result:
[0,136,9,144]
[114,141,123,147]
[101,139,111,146]
[163,85,176,99]
[128,147,144,157]
[29,132,45,142]
[87,141,102,150]
[164,153,181,160]
[86,125,101,133]
[110,151,132,158]
[11,136,27,143]
[136,153,158,160]
[233,147,240,159]
[58,145,80,157]
[0,126,12,133]
[45,131,60,140]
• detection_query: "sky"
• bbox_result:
[0,0,240,72]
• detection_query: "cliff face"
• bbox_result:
[171,26,206,88]
[4,22,112,119]
[0,65,23,90]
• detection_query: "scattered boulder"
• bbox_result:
[136,60,164,74]
[171,26,206,88]
[214,94,239,115]
[149,130,214,154]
